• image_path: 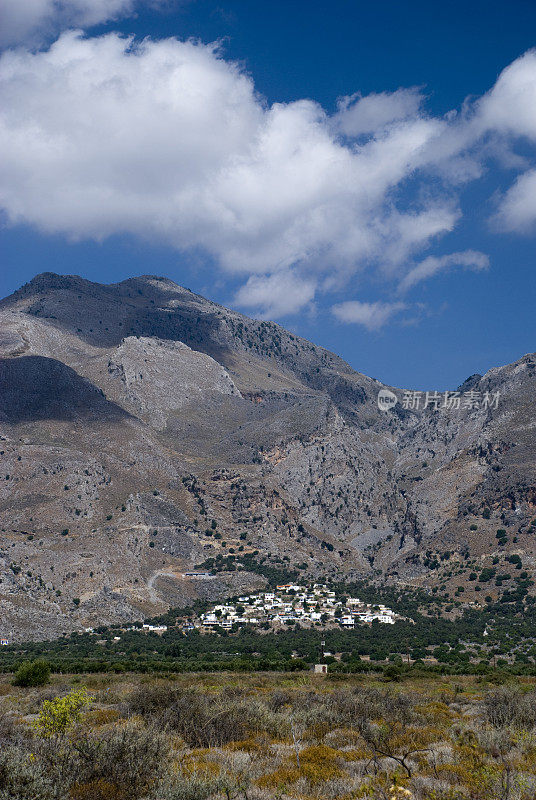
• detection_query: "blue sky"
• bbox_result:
[1,0,535,389]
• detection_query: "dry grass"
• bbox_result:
[2,671,536,799]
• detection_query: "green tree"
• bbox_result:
[13,659,51,687]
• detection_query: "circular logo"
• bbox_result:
[377,389,398,412]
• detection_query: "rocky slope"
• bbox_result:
[0,272,534,639]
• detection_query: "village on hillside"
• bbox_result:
[141,583,405,634]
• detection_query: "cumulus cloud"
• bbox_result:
[235,271,317,318]
[477,49,536,140]
[0,0,167,47]
[0,32,455,307]
[398,250,489,293]
[493,169,536,232]
[334,87,423,137]
[331,300,406,331]
[0,34,536,320]
[476,49,536,231]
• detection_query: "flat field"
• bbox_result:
[2,670,536,799]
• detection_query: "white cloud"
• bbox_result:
[0,35,535,319]
[334,88,423,137]
[398,250,489,293]
[494,168,536,232]
[331,300,406,330]
[476,49,536,231]
[235,271,317,318]
[0,32,453,304]
[477,49,536,140]
[0,0,165,47]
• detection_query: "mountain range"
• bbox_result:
[0,272,535,640]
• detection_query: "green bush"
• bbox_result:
[383,663,402,682]
[12,659,51,687]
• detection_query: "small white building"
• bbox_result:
[183,571,213,578]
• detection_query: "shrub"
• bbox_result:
[70,721,169,796]
[484,688,536,728]
[125,686,253,747]
[257,744,343,787]
[69,778,126,800]
[13,659,51,687]
[124,684,177,717]
[0,746,55,800]
[84,708,120,727]
[478,568,496,582]
[0,711,17,746]
[33,687,92,738]
[156,772,221,800]
[268,689,293,711]
[383,664,403,682]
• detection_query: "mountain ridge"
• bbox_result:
[0,272,535,640]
